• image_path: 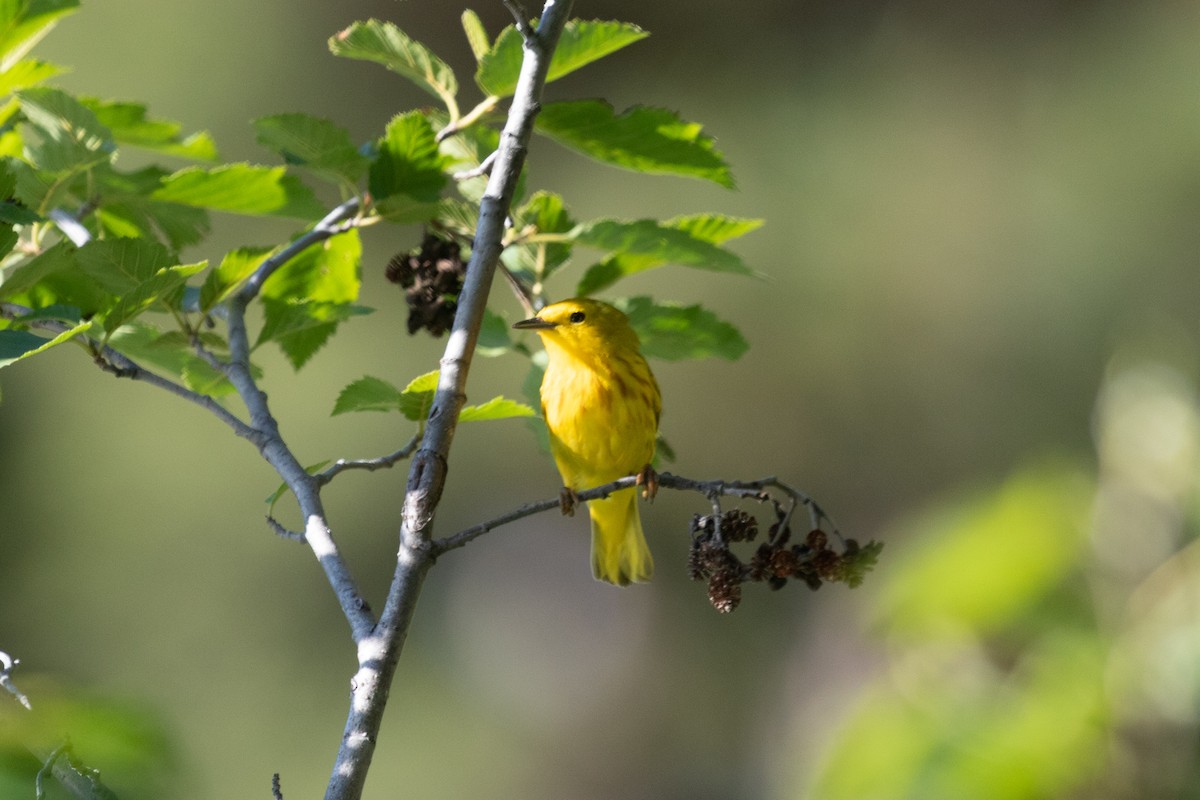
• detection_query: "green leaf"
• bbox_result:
[0,0,79,72]
[253,113,367,183]
[572,218,755,277]
[536,100,733,187]
[82,98,217,160]
[74,237,173,294]
[461,9,490,62]
[618,296,749,361]
[577,214,762,294]
[151,163,323,219]
[0,241,108,314]
[107,322,240,396]
[395,369,438,421]
[101,261,206,334]
[261,228,361,305]
[503,190,575,282]
[459,395,535,422]
[256,299,370,370]
[476,19,648,98]
[0,58,60,95]
[369,111,448,204]
[18,86,114,173]
[475,308,512,357]
[329,19,458,114]
[92,164,212,251]
[438,122,504,204]
[199,245,272,311]
[266,460,331,514]
[332,375,403,415]
[0,318,91,367]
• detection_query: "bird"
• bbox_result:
[513,298,661,585]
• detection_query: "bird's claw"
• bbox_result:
[637,465,659,502]
[559,486,578,516]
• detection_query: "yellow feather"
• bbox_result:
[513,298,661,585]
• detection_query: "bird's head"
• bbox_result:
[512,298,641,359]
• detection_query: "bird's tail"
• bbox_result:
[588,487,653,586]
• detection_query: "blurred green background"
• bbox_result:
[3,0,1200,798]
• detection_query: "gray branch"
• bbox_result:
[432,472,838,555]
[321,4,575,800]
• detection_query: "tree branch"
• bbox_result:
[322,4,575,800]
[314,432,422,486]
[432,471,838,555]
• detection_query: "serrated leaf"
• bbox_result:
[461,10,489,61]
[256,298,370,370]
[504,190,575,283]
[92,164,212,250]
[617,296,748,361]
[101,261,206,334]
[82,98,217,161]
[332,375,402,415]
[434,198,479,238]
[573,218,755,278]
[0,240,109,314]
[151,163,323,219]
[0,58,60,95]
[0,317,90,367]
[369,111,448,204]
[74,237,172,294]
[199,245,272,311]
[459,395,535,422]
[536,100,732,187]
[476,19,648,98]
[329,20,458,114]
[397,369,439,421]
[0,0,79,73]
[253,113,367,183]
[577,214,762,295]
[18,86,114,173]
[261,228,361,305]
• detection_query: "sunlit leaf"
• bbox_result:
[461,9,489,61]
[369,111,448,204]
[0,58,60,95]
[0,317,90,367]
[332,375,403,416]
[458,395,535,422]
[82,98,217,161]
[476,19,648,98]
[0,0,79,72]
[618,296,748,361]
[199,245,273,311]
[572,218,755,277]
[151,163,323,219]
[536,100,732,187]
[253,113,367,183]
[18,86,113,172]
[329,19,458,113]
[577,214,762,294]
[101,261,206,334]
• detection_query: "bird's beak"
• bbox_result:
[512,316,557,330]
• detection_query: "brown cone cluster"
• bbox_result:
[687,506,881,614]
[385,233,466,336]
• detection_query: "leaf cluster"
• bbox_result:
[0,4,760,442]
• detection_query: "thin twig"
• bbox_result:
[272,773,285,800]
[452,149,498,181]
[433,472,838,555]
[437,96,502,143]
[315,433,422,486]
[502,0,536,42]
[237,197,362,305]
[0,650,31,710]
[36,744,68,800]
[266,516,305,542]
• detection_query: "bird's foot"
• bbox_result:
[636,465,659,502]
[559,486,578,516]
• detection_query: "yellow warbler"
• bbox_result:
[513,298,661,585]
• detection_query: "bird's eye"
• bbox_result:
[569,311,586,324]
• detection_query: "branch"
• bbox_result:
[236,197,362,304]
[0,302,262,445]
[322,4,576,800]
[433,472,838,554]
[221,201,375,641]
[314,432,422,486]
[0,650,30,710]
